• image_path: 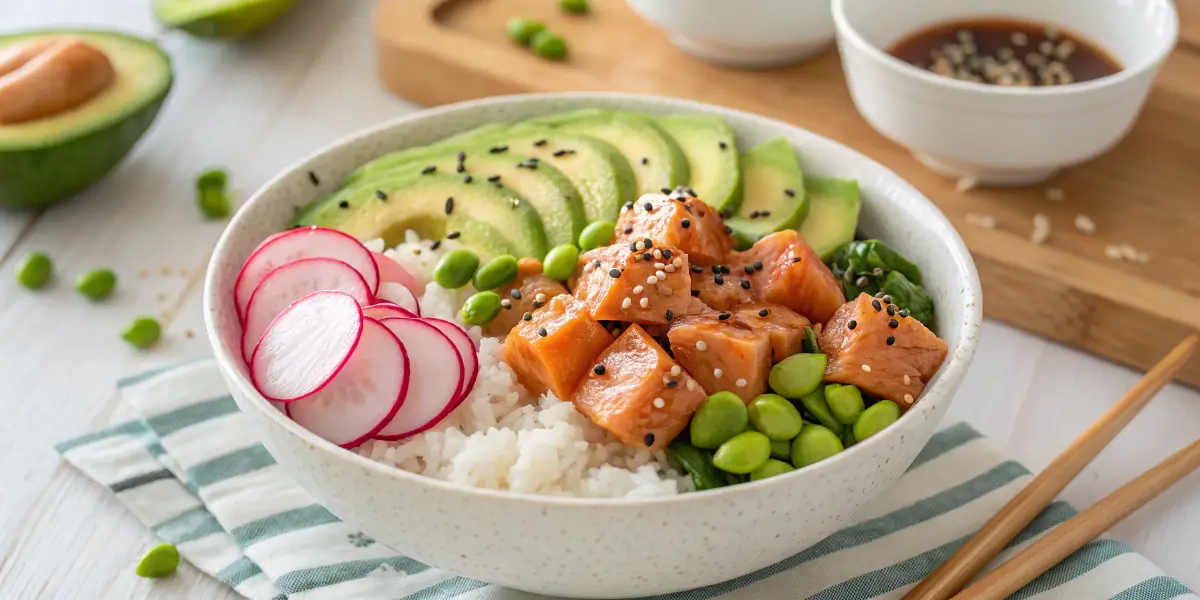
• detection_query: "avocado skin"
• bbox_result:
[0,35,171,209]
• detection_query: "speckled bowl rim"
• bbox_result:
[204,91,982,507]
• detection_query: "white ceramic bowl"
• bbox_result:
[833,0,1178,186]
[204,93,982,598]
[625,0,835,68]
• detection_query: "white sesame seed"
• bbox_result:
[1074,214,1096,235]
[1105,244,1124,260]
[903,374,911,385]
[622,297,632,309]
[655,270,667,279]
[696,341,707,351]
[713,368,723,378]
[535,293,546,303]
[501,299,512,308]
[965,213,996,229]
[686,380,696,391]
[665,265,676,273]
[633,254,642,262]
[670,365,681,376]
[639,297,649,308]
[633,285,644,294]
[1045,187,1065,201]
[632,241,642,251]
[647,275,659,285]
[654,262,666,269]
[652,249,662,259]
[861,364,872,372]
[1031,213,1051,245]
[955,176,977,193]
[903,393,914,405]
[672,257,683,268]
[735,378,747,388]
[653,397,666,409]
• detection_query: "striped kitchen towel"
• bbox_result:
[58,360,1196,600]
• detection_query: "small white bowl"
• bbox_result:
[832,0,1178,186]
[626,0,836,68]
[204,93,981,598]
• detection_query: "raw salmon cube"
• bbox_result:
[732,303,810,363]
[819,293,948,408]
[573,242,694,325]
[614,193,732,264]
[668,313,772,403]
[574,325,706,450]
[486,274,568,337]
[504,294,612,399]
[743,230,845,324]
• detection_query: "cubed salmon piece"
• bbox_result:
[573,242,694,325]
[742,230,846,324]
[574,325,707,450]
[733,303,810,363]
[668,313,771,403]
[819,293,949,409]
[614,193,732,264]
[486,274,568,337]
[504,294,613,399]
[689,260,755,310]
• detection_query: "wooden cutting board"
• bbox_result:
[372,0,1200,387]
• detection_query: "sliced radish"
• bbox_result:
[241,258,372,363]
[287,318,410,448]
[375,281,421,316]
[234,227,380,320]
[250,291,364,402]
[363,302,416,320]
[374,317,464,439]
[372,251,420,296]
[424,318,479,408]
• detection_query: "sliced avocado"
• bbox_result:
[153,0,297,38]
[725,138,808,242]
[341,147,584,248]
[656,115,742,211]
[0,31,171,208]
[799,177,860,259]
[296,173,548,259]
[521,110,688,196]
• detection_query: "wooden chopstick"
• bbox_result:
[902,334,1199,600]
[951,437,1200,600]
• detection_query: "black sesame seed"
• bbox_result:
[872,299,883,311]
[686,187,697,197]
[538,327,548,337]
[886,335,896,346]
[740,279,751,290]
[681,219,691,229]
[609,268,622,278]
[375,190,388,201]
[489,145,508,154]
[465,175,475,183]
[641,157,649,165]
[642,253,652,261]
[456,163,466,174]
[444,197,454,214]
[523,312,532,321]
[887,305,897,316]
[758,309,769,317]
[714,274,725,285]
[456,151,466,162]
[665,309,674,321]
[874,292,886,299]
[421,165,436,175]
[624,202,634,211]
[447,231,461,239]
[662,250,673,259]
[534,138,547,147]
[792,256,803,263]
[753,260,764,271]
[691,265,703,273]
[593,364,606,375]
[532,301,544,309]
[888,319,899,328]
[760,210,771,217]
[711,265,720,274]
[629,242,639,252]
[724,226,733,234]
[749,210,760,219]
[338,200,350,209]
[744,265,755,274]
[718,312,731,321]
[430,240,442,251]
[848,320,857,330]
[501,299,511,309]
[552,148,575,156]
[899,309,911,318]
[308,171,320,186]
[660,187,672,194]
[718,141,728,150]
[719,208,732,219]
[784,189,796,198]
[720,265,731,274]
[856,276,870,287]
[624,227,634,235]
[643,238,653,248]
[644,433,655,447]
[487,174,501,183]
[643,202,654,212]
[593,260,602,268]
[667,380,678,388]
[691,289,700,297]
[511,289,522,299]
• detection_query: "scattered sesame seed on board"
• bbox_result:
[955,176,978,193]
[160,265,172,275]
[1106,243,1151,265]
[965,213,997,229]
[1074,214,1096,234]
[1031,213,1051,245]
[1045,187,1065,201]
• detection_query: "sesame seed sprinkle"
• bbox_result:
[653,249,663,260]
[487,174,501,183]
[644,433,655,447]
[903,374,911,385]
[534,138,547,146]
[655,270,667,279]
[511,289,522,299]
[538,327,548,337]
[889,319,899,328]
[633,285,644,294]
[421,165,436,175]
[647,275,659,285]
[501,299,512,309]
[735,378,747,388]
[686,380,696,391]
[593,364,606,375]
[338,200,350,209]
[718,312,731,321]
[643,202,654,212]
[713,368,723,378]
[887,335,895,346]
[691,289,700,297]
[489,145,508,153]
[862,364,872,372]
[308,171,320,185]
[758,309,769,317]
[784,188,795,198]
[535,293,547,303]
[653,398,665,408]
[622,297,632,309]
[672,257,682,267]
[856,276,869,287]
[744,265,755,274]
[848,320,857,330]
[641,157,649,165]
[714,274,725,285]
[375,190,388,201]
[691,266,703,273]
[639,297,650,308]
[903,394,914,405]
[670,365,681,376]
[887,304,897,316]
[660,187,672,194]
[609,268,622,278]
[665,309,674,321]
[444,197,454,214]
[872,299,883,311]
[741,279,751,290]
[696,341,707,351]
[792,257,802,263]
[447,231,461,239]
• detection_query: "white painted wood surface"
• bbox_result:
[0,1,1196,597]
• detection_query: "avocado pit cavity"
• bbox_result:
[0,36,116,125]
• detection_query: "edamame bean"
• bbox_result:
[770,439,792,460]
[433,249,480,289]
[748,393,804,441]
[689,391,748,449]
[472,254,518,290]
[506,17,545,45]
[461,291,502,326]
[15,252,52,289]
[712,431,771,474]
[825,383,864,425]
[196,169,232,219]
[577,220,614,252]
[542,244,580,281]
[791,424,843,467]
[122,316,162,350]
[768,353,826,398]
[853,400,901,442]
[559,0,589,14]
[530,30,568,60]
[749,459,794,481]
[798,386,841,432]
[75,268,116,301]
[668,439,725,491]
[136,543,180,578]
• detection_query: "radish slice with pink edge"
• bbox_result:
[250,291,364,402]
[234,227,380,320]
[241,258,372,363]
[286,318,410,448]
[374,317,464,439]
[362,302,416,320]
[375,282,420,316]
[423,318,479,408]
[372,251,420,296]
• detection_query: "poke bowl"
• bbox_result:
[204,93,981,598]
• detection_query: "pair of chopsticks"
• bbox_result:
[904,334,1200,600]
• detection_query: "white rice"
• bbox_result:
[354,233,691,498]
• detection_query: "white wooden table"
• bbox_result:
[1,1,1197,597]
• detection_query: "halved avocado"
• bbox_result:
[799,177,860,259]
[656,115,742,211]
[296,173,549,259]
[725,138,808,243]
[153,0,297,38]
[0,31,171,208]
[522,109,688,196]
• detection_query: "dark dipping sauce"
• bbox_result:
[888,19,1123,87]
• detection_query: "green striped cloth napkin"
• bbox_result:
[58,359,1195,600]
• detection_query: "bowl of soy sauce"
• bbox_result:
[832,0,1178,186]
